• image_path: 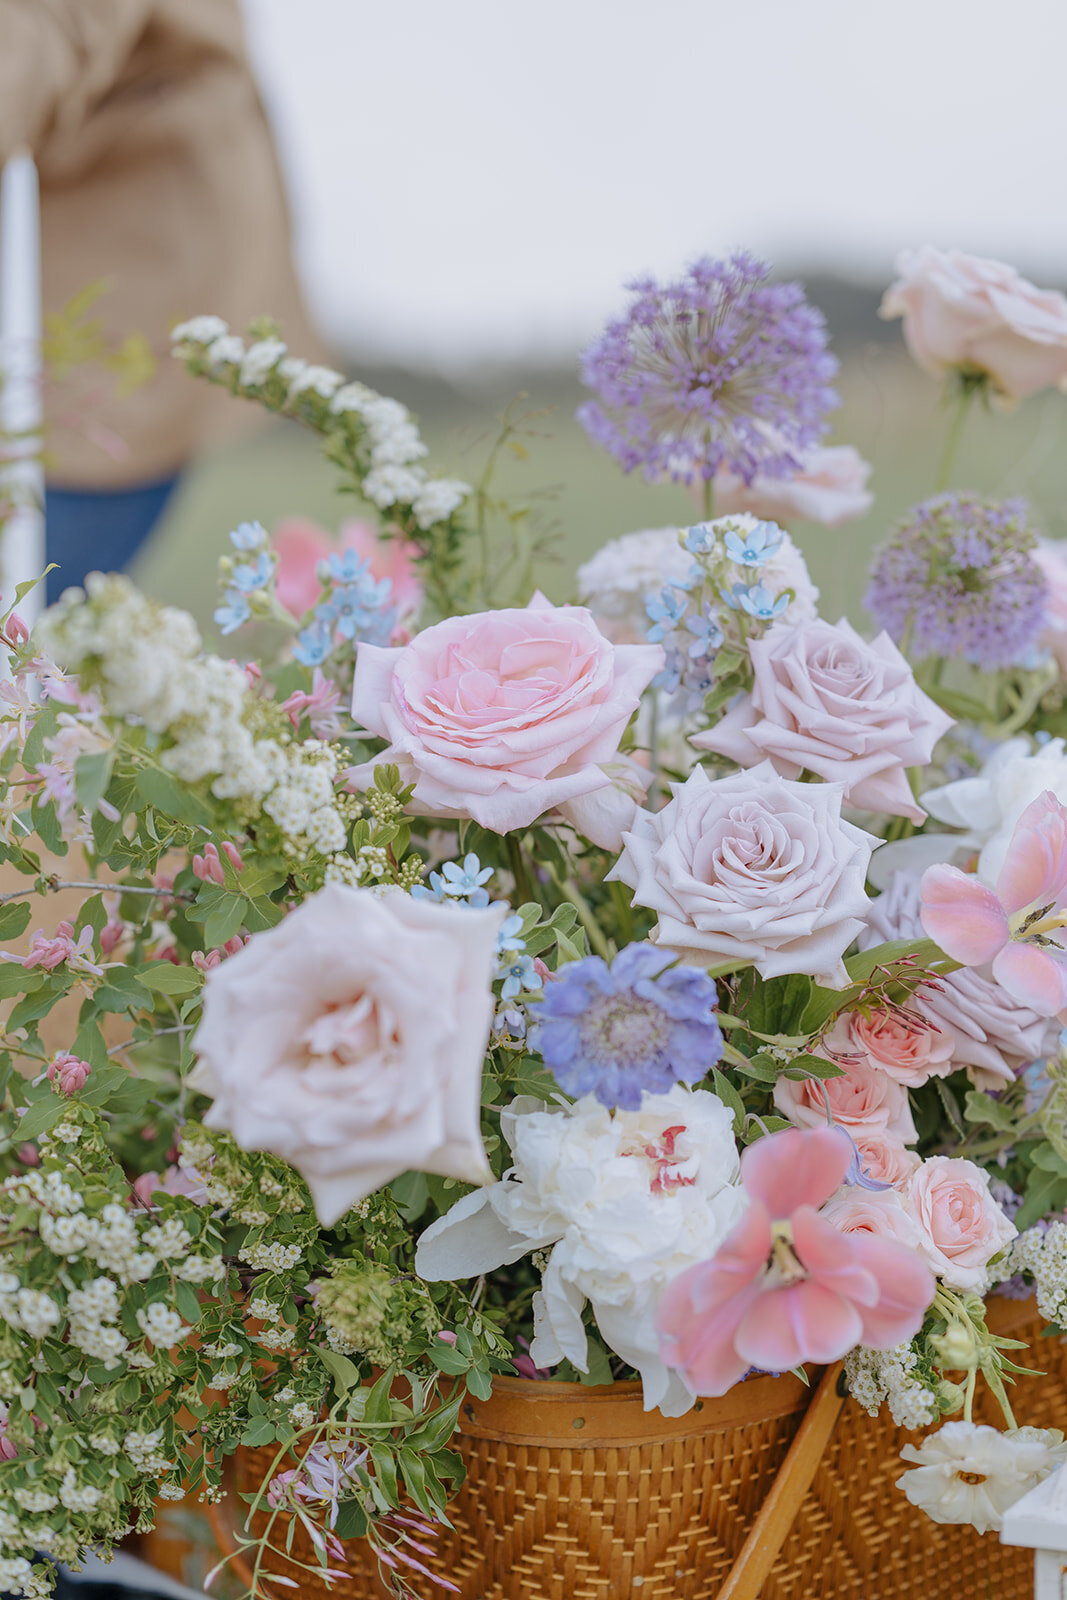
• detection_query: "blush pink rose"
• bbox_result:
[347,594,663,849]
[880,247,1067,399]
[851,1129,922,1188]
[822,1006,955,1089]
[610,761,876,987]
[821,1188,925,1251]
[274,517,424,621]
[1032,540,1067,673]
[693,617,954,821]
[773,1056,916,1143]
[713,445,873,529]
[188,884,502,1225]
[904,1155,1016,1291]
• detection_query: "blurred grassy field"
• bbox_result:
[132,343,1067,633]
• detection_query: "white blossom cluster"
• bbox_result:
[170,321,471,531]
[258,737,348,856]
[990,1221,1067,1322]
[239,1240,303,1272]
[843,1341,939,1430]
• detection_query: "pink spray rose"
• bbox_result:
[693,617,953,821]
[609,761,876,987]
[821,1006,955,1089]
[46,1052,91,1096]
[820,1188,925,1251]
[188,884,502,1225]
[904,1155,1016,1291]
[713,445,873,529]
[880,247,1067,399]
[347,594,663,849]
[773,1056,916,1144]
[656,1126,935,1396]
[850,1129,921,1188]
[274,517,424,621]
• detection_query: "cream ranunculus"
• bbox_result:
[880,247,1067,399]
[898,1422,1067,1534]
[414,1087,743,1416]
[609,761,877,987]
[188,884,502,1226]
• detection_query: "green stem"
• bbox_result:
[702,477,715,521]
[505,832,535,907]
[963,1367,976,1425]
[561,876,613,962]
[935,384,975,492]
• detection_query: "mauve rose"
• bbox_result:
[1033,540,1067,673]
[347,594,663,849]
[821,1006,955,1089]
[773,1056,916,1144]
[880,247,1067,399]
[713,445,873,529]
[693,617,953,821]
[904,1155,1016,1291]
[608,761,877,987]
[851,1129,922,1188]
[188,884,502,1226]
[821,1188,925,1251]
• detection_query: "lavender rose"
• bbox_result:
[609,762,876,986]
[693,617,953,820]
[188,884,502,1225]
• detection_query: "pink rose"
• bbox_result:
[693,617,953,821]
[188,884,502,1225]
[713,445,873,529]
[773,1056,916,1143]
[347,594,663,849]
[851,1129,921,1188]
[822,1006,955,1089]
[609,761,876,987]
[880,247,1067,399]
[1032,540,1067,673]
[904,1155,1016,1290]
[821,1188,925,1251]
[274,517,424,621]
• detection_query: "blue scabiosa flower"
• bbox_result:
[578,253,838,486]
[528,943,723,1111]
[865,493,1047,669]
[723,519,784,566]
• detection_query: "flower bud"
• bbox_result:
[932,1323,979,1370]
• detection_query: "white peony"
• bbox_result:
[415,1087,743,1416]
[898,1422,1067,1533]
[576,527,696,644]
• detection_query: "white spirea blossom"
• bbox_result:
[135,1303,188,1350]
[286,365,344,402]
[143,1218,192,1260]
[58,1470,103,1514]
[170,315,229,347]
[248,1298,280,1322]
[123,1428,172,1474]
[206,334,246,369]
[411,478,471,530]
[239,339,287,387]
[239,1241,303,1271]
[990,1221,1067,1321]
[843,1342,938,1429]
[362,465,426,509]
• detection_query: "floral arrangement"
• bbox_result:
[3,245,1067,1596]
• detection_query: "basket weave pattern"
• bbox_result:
[227,1300,1060,1599]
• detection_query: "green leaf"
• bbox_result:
[239,1416,277,1448]
[964,1090,1017,1133]
[389,1171,429,1222]
[465,1365,493,1401]
[199,892,246,951]
[1017,1168,1067,1230]
[135,766,214,829]
[732,1052,780,1083]
[781,1054,846,1082]
[15,1097,63,1141]
[0,900,31,941]
[138,962,201,997]
[74,749,115,811]
[0,965,41,998]
[174,1280,203,1324]
[333,1499,368,1540]
[429,1343,470,1376]
[312,1345,361,1394]
[711,1065,745,1133]
[362,1370,394,1426]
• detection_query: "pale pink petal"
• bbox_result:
[656,1262,762,1397]
[736,1279,863,1371]
[919,863,1009,964]
[997,790,1067,914]
[791,1207,879,1307]
[741,1126,853,1216]
[350,643,400,739]
[850,1234,935,1348]
[992,941,1067,1017]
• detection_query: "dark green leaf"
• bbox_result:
[135,766,214,829]
[333,1499,368,1540]
[0,901,32,941]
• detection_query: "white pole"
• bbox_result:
[0,151,46,629]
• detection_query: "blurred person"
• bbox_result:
[0,0,320,601]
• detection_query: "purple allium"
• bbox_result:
[577,253,839,486]
[527,942,723,1110]
[865,493,1047,670]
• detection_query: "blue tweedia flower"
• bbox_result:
[498,953,542,1001]
[327,549,371,585]
[496,912,525,955]
[682,522,718,556]
[528,942,724,1111]
[293,621,332,666]
[865,492,1047,670]
[413,853,495,907]
[214,589,251,635]
[645,586,689,643]
[685,606,724,660]
[231,552,274,592]
[723,519,784,567]
[230,520,268,551]
[315,567,397,647]
[577,252,838,486]
[736,583,791,621]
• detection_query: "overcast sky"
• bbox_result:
[242,0,1067,369]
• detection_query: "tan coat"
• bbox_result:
[0,0,320,485]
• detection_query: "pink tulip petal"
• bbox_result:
[791,1207,880,1307]
[736,1279,863,1371]
[657,1265,762,1397]
[850,1235,935,1348]
[740,1127,853,1217]
[996,790,1067,914]
[919,863,1009,964]
[992,941,1067,1017]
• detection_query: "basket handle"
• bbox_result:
[716,1359,846,1600]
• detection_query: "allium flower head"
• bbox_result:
[528,942,723,1110]
[578,253,839,486]
[865,493,1047,669]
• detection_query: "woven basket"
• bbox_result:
[194,1297,1061,1599]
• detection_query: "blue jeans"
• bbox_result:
[45,475,182,603]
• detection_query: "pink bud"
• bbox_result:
[16,1143,39,1168]
[5,613,28,646]
[533,957,552,984]
[221,840,244,874]
[99,917,125,956]
[192,843,225,885]
[0,1428,17,1461]
[437,1330,458,1345]
[47,1052,91,1096]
